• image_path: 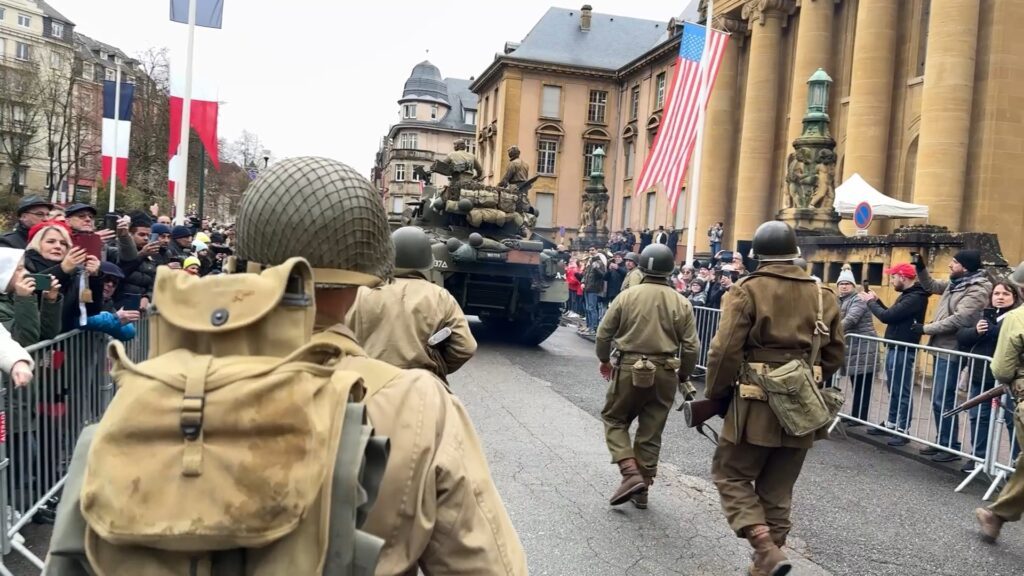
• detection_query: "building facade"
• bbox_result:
[373,61,477,215]
[474,1,1024,264]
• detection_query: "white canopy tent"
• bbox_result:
[833,173,929,220]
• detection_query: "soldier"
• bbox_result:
[499,145,529,187]
[596,243,700,509]
[975,261,1024,543]
[235,157,526,575]
[706,221,845,576]
[445,140,484,184]
[346,226,477,381]
[620,252,642,291]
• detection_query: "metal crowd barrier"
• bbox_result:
[0,316,150,572]
[688,306,1019,501]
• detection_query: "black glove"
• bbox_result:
[912,253,926,271]
[910,323,925,335]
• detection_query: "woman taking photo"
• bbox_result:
[24,221,103,334]
[837,268,879,425]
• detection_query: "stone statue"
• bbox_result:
[594,199,607,233]
[810,148,836,208]
[784,148,817,209]
[580,198,594,230]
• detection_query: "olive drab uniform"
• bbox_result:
[446,150,484,184]
[982,306,1024,522]
[597,279,700,480]
[345,275,477,380]
[314,324,527,576]
[706,263,845,546]
[620,267,643,291]
[499,157,529,187]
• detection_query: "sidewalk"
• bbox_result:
[451,350,833,575]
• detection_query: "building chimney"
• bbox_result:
[580,5,592,31]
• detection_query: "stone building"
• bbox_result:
[473,1,1024,264]
[373,61,478,214]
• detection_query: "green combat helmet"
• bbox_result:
[235,157,394,287]
[639,244,674,277]
[624,252,639,266]
[750,220,800,262]
[392,226,433,277]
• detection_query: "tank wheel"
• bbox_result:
[509,302,563,346]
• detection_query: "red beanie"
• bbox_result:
[28,220,72,243]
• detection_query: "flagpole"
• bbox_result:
[109,63,121,213]
[175,0,198,225]
[684,0,714,266]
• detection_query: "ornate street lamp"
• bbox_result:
[805,67,833,121]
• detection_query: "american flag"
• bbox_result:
[635,22,729,212]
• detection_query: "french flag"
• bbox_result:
[167,53,219,199]
[101,80,134,187]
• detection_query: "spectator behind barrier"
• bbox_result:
[0,244,63,346]
[0,196,54,250]
[0,248,36,388]
[118,211,161,311]
[84,262,137,342]
[25,222,103,335]
[836,268,879,426]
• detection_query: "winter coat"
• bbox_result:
[85,310,136,342]
[24,250,104,334]
[0,223,30,250]
[604,265,626,301]
[918,268,992,351]
[956,304,1021,385]
[582,258,606,294]
[102,233,139,265]
[119,254,159,299]
[866,283,930,344]
[839,292,879,376]
[566,264,583,296]
[688,291,707,307]
[0,292,62,346]
[707,283,729,309]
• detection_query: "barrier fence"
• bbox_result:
[689,306,1019,500]
[0,317,150,573]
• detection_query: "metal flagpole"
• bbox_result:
[684,0,714,265]
[109,63,121,213]
[174,0,198,224]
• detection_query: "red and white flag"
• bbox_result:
[167,58,219,199]
[634,22,728,211]
[101,78,134,186]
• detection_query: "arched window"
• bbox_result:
[902,136,919,202]
[582,128,611,178]
[536,123,564,176]
[646,114,662,151]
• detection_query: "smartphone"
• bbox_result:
[862,280,871,292]
[122,293,142,311]
[28,274,50,291]
[72,232,103,259]
[104,213,119,230]
[983,307,999,325]
[910,252,921,266]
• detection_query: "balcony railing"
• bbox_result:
[388,148,436,162]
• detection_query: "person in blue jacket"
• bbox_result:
[84,262,137,341]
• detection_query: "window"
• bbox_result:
[916,0,932,77]
[115,56,122,65]
[624,140,635,179]
[430,104,438,120]
[390,196,404,213]
[674,190,686,229]
[403,104,416,119]
[99,51,107,60]
[464,140,476,155]
[16,166,27,186]
[535,192,554,228]
[50,51,62,69]
[465,110,476,125]
[483,97,489,123]
[15,42,29,61]
[398,132,418,149]
[0,39,5,58]
[541,85,561,119]
[51,22,64,38]
[537,139,557,175]
[105,68,116,81]
[621,197,632,230]
[394,163,406,181]
[645,192,657,229]
[82,62,92,80]
[17,14,30,27]
[492,88,498,118]
[0,8,5,20]
[583,142,603,178]
[630,86,640,120]
[587,90,607,123]
[655,73,666,109]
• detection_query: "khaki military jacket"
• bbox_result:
[313,325,527,576]
[705,264,846,449]
[345,276,477,377]
[620,267,643,291]
[446,150,484,181]
[992,306,1024,390]
[500,158,529,186]
[596,279,700,378]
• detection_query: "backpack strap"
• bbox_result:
[810,281,829,371]
[181,355,213,477]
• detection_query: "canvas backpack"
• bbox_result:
[46,258,388,576]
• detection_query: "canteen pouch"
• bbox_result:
[821,386,845,418]
[738,383,768,402]
[756,359,832,437]
[631,357,657,389]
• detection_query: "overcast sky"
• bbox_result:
[61,0,694,177]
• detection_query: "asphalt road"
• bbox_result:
[456,323,1024,576]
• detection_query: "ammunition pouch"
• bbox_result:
[742,359,832,438]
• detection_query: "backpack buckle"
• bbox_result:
[181,396,204,441]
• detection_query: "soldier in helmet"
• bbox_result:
[705,221,845,576]
[499,145,529,187]
[619,252,643,291]
[234,157,526,575]
[596,243,700,509]
[345,226,477,382]
[445,140,484,184]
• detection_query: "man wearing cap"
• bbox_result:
[975,261,1024,543]
[0,196,53,249]
[65,203,138,265]
[859,263,930,445]
[167,225,193,259]
[913,249,992,462]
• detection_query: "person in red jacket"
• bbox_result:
[566,258,584,316]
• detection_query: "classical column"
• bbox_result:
[695,16,743,253]
[786,0,834,146]
[912,0,981,231]
[841,0,898,234]
[733,0,790,242]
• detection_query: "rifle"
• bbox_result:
[942,383,1009,419]
[681,397,730,444]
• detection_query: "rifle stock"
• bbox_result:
[682,397,730,429]
[942,384,1009,419]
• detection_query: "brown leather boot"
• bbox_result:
[610,458,647,506]
[976,508,1005,543]
[746,525,792,576]
[630,476,653,509]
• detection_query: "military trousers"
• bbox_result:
[988,407,1024,522]
[711,440,808,543]
[601,364,676,478]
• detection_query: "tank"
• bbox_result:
[390,163,568,345]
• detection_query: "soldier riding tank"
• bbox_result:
[390,157,568,345]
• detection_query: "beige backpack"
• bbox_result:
[47,258,388,576]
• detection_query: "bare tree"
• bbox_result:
[126,47,170,201]
[0,59,46,195]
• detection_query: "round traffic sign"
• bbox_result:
[854,201,873,229]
